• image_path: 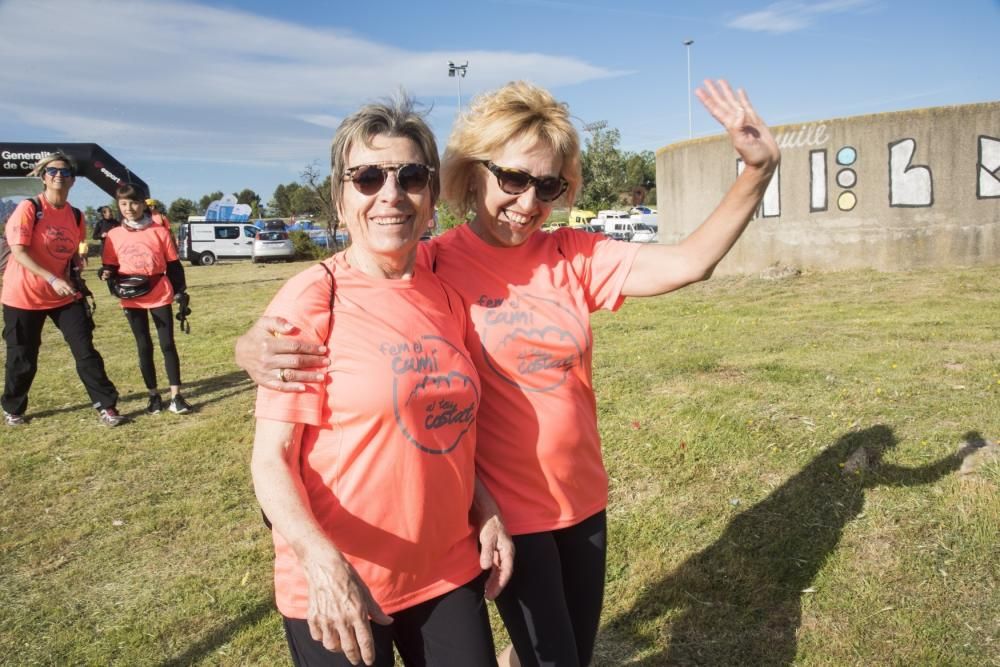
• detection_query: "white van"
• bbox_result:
[596,210,631,221]
[604,219,637,241]
[178,220,259,266]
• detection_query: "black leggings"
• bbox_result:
[282,572,496,667]
[495,510,607,667]
[2,301,118,415]
[123,305,180,389]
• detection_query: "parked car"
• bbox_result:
[259,218,287,231]
[252,230,295,263]
[604,219,637,241]
[579,223,605,234]
[630,224,658,243]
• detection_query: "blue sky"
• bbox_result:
[1,0,996,210]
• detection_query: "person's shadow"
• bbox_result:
[604,425,977,666]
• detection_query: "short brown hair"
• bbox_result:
[441,81,582,218]
[329,93,440,221]
[115,184,149,204]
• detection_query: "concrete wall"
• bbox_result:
[655,102,1000,274]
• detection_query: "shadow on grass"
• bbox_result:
[28,369,253,420]
[604,425,974,666]
[157,598,275,667]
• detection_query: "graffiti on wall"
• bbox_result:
[776,123,830,150]
[979,136,1000,199]
[889,139,933,207]
[835,146,858,211]
[737,126,994,218]
[737,159,781,218]
[809,150,827,212]
[806,145,860,212]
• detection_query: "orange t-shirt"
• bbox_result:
[422,224,641,535]
[102,225,178,309]
[255,253,483,617]
[1,196,84,310]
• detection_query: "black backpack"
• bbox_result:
[0,196,83,274]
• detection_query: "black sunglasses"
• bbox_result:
[343,163,435,196]
[44,167,74,178]
[480,161,568,202]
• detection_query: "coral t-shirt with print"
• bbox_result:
[422,224,641,535]
[255,253,483,617]
[103,225,177,309]
[2,196,84,310]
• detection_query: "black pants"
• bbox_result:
[283,572,496,667]
[2,301,118,416]
[123,305,180,390]
[494,510,607,667]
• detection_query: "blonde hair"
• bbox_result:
[28,151,78,177]
[442,81,581,218]
[329,93,440,221]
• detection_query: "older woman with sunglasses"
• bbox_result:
[239,79,779,666]
[250,96,512,667]
[2,152,122,427]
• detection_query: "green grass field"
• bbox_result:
[1,259,997,666]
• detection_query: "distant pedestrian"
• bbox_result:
[92,205,119,252]
[146,199,170,229]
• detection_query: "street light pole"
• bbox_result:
[447,60,469,113]
[683,39,694,139]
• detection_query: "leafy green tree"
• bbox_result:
[578,128,658,210]
[167,198,197,222]
[625,151,655,190]
[623,150,657,207]
[270,182,310,218]
[578,127,626,211]
[269,184,291,218]
[289,184,321,218]
[434,202,466,233]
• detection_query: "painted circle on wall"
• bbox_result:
[836,146,857,166]
[836,168,857,188]
[837,191,857,211]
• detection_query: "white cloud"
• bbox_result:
[0,0,622,165]
[297,115,344,130]
[728,0,878,34]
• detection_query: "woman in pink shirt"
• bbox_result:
[251,97,512,667]
[2,152,122,427]
[238,79,779,666]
